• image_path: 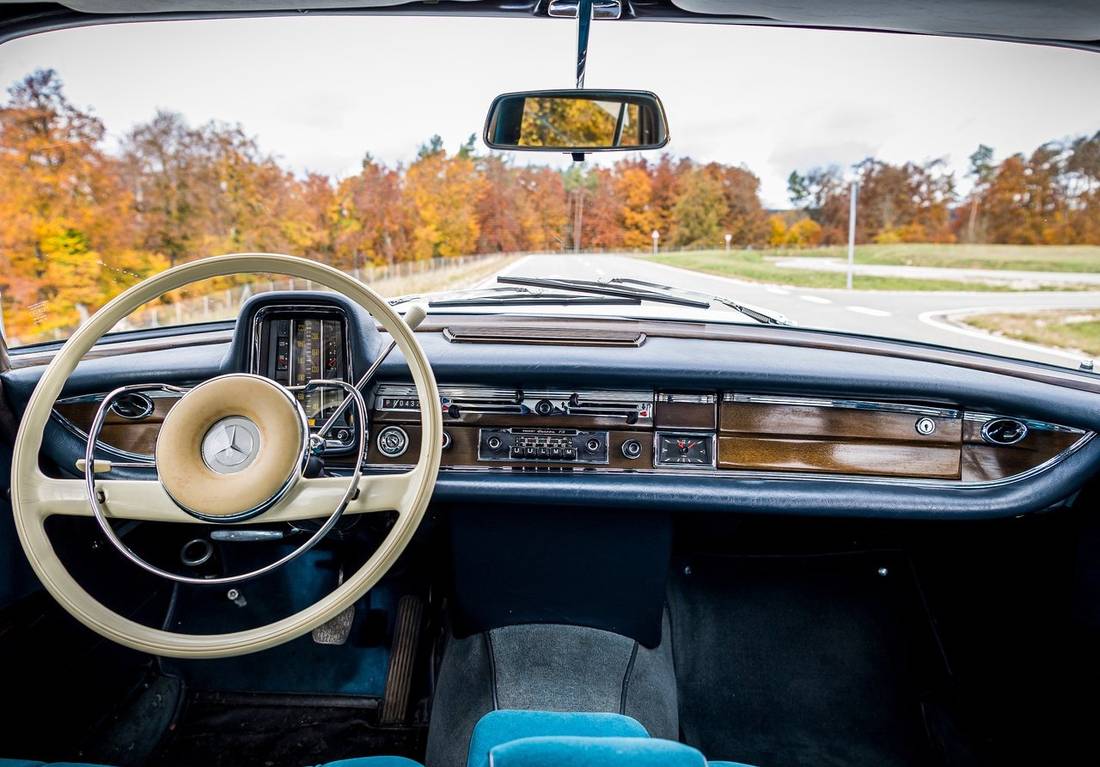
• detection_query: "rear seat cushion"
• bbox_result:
[468,710,649,767]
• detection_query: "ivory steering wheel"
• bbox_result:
[9,253,443,658]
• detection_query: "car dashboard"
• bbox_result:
[7,290,1100,521]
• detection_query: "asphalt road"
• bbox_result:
[488,253,1100,368]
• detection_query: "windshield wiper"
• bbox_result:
[391,286,640,308]
[497,275,789,325]
[606,277,790,326]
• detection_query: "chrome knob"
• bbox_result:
[621,439,642,460]
[376,425,409,458]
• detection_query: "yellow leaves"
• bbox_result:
[767,215,822,248]
[405,148,485,260]
[786,218,823,247]
[616,167,658,249]
[767,215,788,247]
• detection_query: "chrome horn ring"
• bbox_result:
[82,378,368,586]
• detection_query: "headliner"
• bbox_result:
[0,0,1096,51]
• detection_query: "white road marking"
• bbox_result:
[475,254,535,289]
[766,286,790,296]
[799,295,832,305]
[846,305,891,317]
[918,306,1089,362]
[630,256,757,287]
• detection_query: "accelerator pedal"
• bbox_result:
[379,594,424,724]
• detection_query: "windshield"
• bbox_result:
[0,17,1098,368]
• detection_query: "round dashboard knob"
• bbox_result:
[535,399,554,416]
[621,438,643,460]
[376,425,409,458]
[487,435,503,451]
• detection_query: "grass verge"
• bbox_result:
[755,243,1100,273]
[643,251,1069,292]
[964,309,1100,357]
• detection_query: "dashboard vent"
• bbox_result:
[445,390,525,415]
[443,326,645,347]
[981,417,1029,446]
[565,393,648,421]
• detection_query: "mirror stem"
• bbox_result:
[576,0,592,88]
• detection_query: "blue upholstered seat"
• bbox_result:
[467,710,650,767]
[488,736,706,767]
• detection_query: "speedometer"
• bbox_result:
[656,433,714,467]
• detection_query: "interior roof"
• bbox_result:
[668,0,1100,43]
[0,0,1096,53]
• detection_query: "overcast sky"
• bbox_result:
[1,15,1098,207]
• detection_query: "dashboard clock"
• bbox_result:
[656,432,715,468]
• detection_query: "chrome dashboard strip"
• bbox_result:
[724,393,961,419]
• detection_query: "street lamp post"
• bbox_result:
[724,233,732,252]
[652,230,660,255]
[847,180,859,290]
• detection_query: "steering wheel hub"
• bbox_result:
[155,373,308,522]
[202,416,261,473]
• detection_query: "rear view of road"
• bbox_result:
[493,253,1100,368]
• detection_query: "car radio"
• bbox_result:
[478,428,609,464]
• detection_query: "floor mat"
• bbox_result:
[669,551,938,767]
[154,691,426,767]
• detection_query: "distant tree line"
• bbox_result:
[1,68,1097,341]
[786,136,1100,246]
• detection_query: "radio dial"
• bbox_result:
[535,399,554,416]
[621,439,643,460]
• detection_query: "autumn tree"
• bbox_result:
[0,70,164,341]
[670,167,728,248]
[704,162,767,246]
[615,163,659,249]
[404,135,485,259]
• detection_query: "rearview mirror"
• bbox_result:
[483,89,669,153]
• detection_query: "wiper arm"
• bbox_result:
[607,277,790,326]
[430,291,639,307]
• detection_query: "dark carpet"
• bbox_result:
[153,692,426,767]
[669,551,940,767]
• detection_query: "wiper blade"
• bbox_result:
[429,291,639,307]
[499,276,711,309]
[498,275,788,325]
